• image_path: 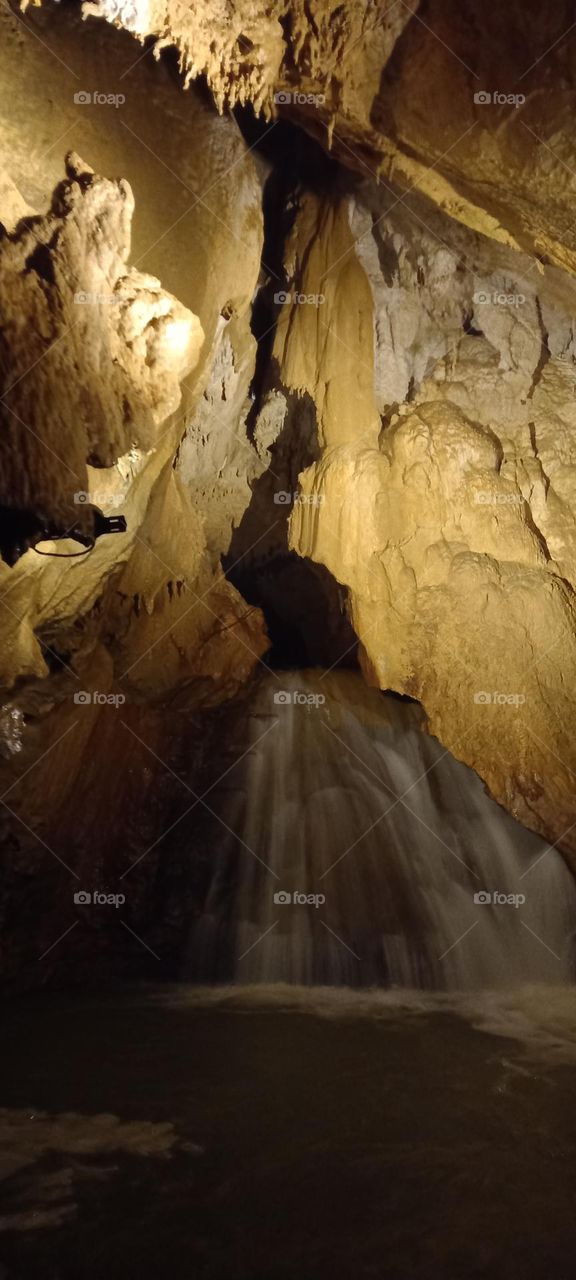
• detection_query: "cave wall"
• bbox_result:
[285,183,576,855]
[0,0,270,695]
[82,0,576,270]
[0,1,261,327]
[2,0,576,923]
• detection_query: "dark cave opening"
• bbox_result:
[221,111,360,670]
[235,109,351,427]
[228,551,358,669]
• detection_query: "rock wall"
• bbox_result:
[3,0,576,940]
[80,0,418,116]
[0,1,269,696]
[82,0,576,271]
[286,184,576,856]
[0,153,201,530]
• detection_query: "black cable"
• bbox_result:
[33,541,95,558]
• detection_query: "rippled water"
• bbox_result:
[3,983,576,1279]
[165,981,576,1067]
[185,670,576,989]
[3,672,576,1277]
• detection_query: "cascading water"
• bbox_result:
[185,670,576,989]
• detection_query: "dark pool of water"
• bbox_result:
[2,984,576,1279]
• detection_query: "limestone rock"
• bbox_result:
[9,0,576,865]
[81,0,417,118]
[283,185,576,856]
[273,193,380,450]
[0,152,202,532]
[82,0,576,275]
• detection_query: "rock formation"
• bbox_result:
[0,152,201,529]
[1,0,576,988]
[287,188,576,854]
[82,0,576,269]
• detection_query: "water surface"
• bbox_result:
[2,983,576,1278]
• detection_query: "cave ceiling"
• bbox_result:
[1,0,576,865]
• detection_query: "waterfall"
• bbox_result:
[184,671,576,989]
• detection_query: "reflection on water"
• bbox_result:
[166,980,576,1068]
[4,983,576,1279]
[185,670,576,989]
[2,677,574,1275]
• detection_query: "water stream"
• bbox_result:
[3,671,576,1276]
[185,670,576,989]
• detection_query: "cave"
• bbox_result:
[2,1,576,1275]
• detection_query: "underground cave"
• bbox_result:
[2,1,576,1276]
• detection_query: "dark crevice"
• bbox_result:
[24,240,56,284]
[527,296,551,399]
[223,385,357,668]
[463,309,484,337]
[234,110,349,433]
[371,217,399,285]
[222,114,359,669]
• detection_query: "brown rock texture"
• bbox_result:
[80,0,417,115]
[0,4,269,698]
[6,0,576,871]
[0,152,202,530]
[279,185,576,858]
[0,145,267,694]
[82,0,576,270]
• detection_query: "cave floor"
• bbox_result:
[1,984,576,1279]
